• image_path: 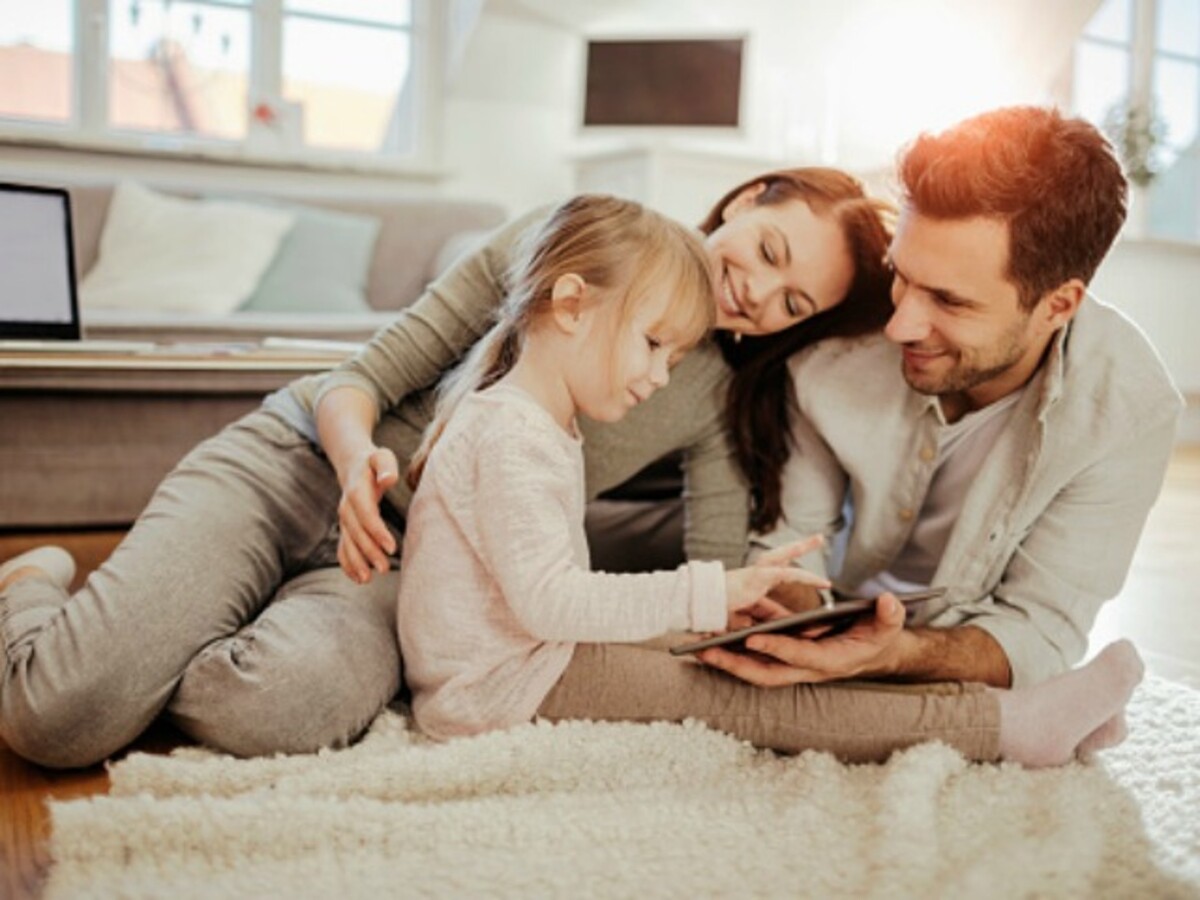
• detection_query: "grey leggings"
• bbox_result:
[0,410,403,767]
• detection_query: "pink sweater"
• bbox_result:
[396,385,727,741]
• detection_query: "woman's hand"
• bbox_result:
[336,445,399,584]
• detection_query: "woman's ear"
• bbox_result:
[721,182,768,222]
[550,273,587,333]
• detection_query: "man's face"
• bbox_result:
[885,209,1053,414]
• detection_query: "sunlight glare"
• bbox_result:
[832,5,1027,159]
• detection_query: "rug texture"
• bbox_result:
[47,675,1199,899]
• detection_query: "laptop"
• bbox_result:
[0,181,153,351]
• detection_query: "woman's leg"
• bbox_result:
[0,411,359,767]
[537,642,1000,763]
[168,565,401,757]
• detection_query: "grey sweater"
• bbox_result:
[271,208,751,567]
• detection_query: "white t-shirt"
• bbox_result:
[855,389,1024,598]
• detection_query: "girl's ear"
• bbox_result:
[550,273,587,333]
[721,182,767,222]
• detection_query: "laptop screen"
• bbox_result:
[0,182,81,340]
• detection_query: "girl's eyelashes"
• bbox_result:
[784,293,800,318]
[760,241,775,265]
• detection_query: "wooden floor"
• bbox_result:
[2,445,1199,899]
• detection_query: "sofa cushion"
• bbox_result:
[80,181,295,315]
[239,204,380,314]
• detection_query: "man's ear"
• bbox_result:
[550,273,587,333]
[721,182,768,223]
[1040,279,1085,330]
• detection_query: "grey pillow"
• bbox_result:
[240,204,380,313]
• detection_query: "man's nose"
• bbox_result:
[885,289,931,344]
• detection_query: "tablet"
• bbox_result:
[669,588,947,656]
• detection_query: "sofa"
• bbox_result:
[1,184,508,529]
[70,184,509,345]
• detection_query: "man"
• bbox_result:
[701,106,1183,689]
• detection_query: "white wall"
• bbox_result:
[436,10,578,211]
[1091,236,1200,443]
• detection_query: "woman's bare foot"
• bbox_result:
[994,640,1144,768]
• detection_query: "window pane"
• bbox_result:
[282,18,412,153]
[1084,0,1133,43]
[0,0,73,123]
[284,0,411,28]
[1157,0,1200,58]
[1148,147,1200,240]
[1074,42,1131,125]
[108,0,250,140]
[1155,57,1199,149]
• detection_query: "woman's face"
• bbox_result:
[705,185,855,337]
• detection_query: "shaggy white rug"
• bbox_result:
[47,676,1199,899]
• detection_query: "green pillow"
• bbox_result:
[240,204,380,313]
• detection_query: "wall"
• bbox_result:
[436,10,578,211]
[1091,236,1200,443]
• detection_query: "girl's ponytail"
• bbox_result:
[406,316,521,489]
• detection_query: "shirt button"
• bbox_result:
[920,446,935,463]
[899,508,914,521]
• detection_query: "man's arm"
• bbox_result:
[697,595,1012,687]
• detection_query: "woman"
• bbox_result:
[0,169,892,768]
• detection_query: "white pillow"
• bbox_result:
[81,181,295,314]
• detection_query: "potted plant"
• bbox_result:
[1103,99,1168,237]
[1103,99,1167,188]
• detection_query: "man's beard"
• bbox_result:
[901,321,1029,398]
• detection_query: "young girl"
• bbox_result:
[396,193,1143,767]
[396,195,828,740]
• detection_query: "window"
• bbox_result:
[1074,0,1200,241]
[0,0,434,168]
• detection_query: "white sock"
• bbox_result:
[994,640,1143,768]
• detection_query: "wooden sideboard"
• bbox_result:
[0,346,345,528]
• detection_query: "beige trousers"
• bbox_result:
[538,640,1001,764]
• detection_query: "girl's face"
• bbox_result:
[567,287,688,425]
[705,186,855,337]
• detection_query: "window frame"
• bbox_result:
[1073,0,1200,244]
[0,0,444,175]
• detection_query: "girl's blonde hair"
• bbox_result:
[408,194,714,488]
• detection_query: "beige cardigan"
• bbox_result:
[756,296,1183,686]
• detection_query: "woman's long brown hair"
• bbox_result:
[699,169,894,531]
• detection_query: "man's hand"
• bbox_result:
[697,594,1013,687]
[336,446,400,584]
[697,592,909,686]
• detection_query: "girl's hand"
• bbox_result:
[723,564,831,630]
[336,446,400,583]
[751,534,827,612]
